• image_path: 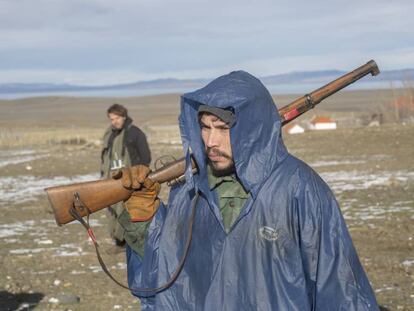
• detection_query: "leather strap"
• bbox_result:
[69,191,199,295]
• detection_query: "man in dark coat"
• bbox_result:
[118,71,379,310]
[100,103,151,249]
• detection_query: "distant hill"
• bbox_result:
[0,68,413,94]
[261,70,346,84]
[0,78,210,94]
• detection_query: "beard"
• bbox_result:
[206,147,235,177]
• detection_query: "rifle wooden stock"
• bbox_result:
[45,60,380,225]
[46,155,198,225]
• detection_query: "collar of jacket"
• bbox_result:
[111,116,133,132]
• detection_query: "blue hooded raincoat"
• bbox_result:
[126,71,379,310]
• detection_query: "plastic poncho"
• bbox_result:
[126,71,379,310]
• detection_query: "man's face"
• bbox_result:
[108,113,126,130]
[199,113,235,176]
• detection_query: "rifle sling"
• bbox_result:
[69,191,200,295]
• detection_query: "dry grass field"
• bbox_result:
[0,88,413,310]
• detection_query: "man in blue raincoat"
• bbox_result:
[116,71,379,310]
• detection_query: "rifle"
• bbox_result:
[45,60,380,226]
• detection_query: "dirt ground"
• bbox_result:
[0,90,413,310]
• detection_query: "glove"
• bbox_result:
[112,165,161,222]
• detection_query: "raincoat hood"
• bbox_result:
[179,70,288,196]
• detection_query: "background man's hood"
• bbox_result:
[179,70,288,197]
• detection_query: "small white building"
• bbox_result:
[284,123,305,135]
[309,116,337,130]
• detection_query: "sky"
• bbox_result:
[0,0,413,85]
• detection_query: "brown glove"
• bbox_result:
[112,165,161,222]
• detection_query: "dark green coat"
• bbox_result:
[100,117,151,243]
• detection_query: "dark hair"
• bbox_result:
[107,103,128,118]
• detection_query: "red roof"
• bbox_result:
[392,96,414,110]
[311,116,336,124]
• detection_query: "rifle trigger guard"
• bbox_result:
[305,94,315,109]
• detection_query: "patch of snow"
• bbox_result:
[402,260,414,267]
[70,270,86,275]
[342,199,414,221]
[10,248,47,255]
[310,159,366,167]
[31,270,55,275]
[54,243,87,257]
[0,173,100,206]
[375,286,400,293]
[53,279,61,286]
[36,239,53,245]
[111,262,127,270]
[16,303,32,311]
[0,149,51,168]
[0,154,49,168]
[54,250,86,257]
[0,220,36,238]
[320,170,414,194]
[89,265,103,273]
[0,149,37,157]
[48,297,59,304]
[3,238,19,243]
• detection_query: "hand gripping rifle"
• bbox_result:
[45,60,380,226]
